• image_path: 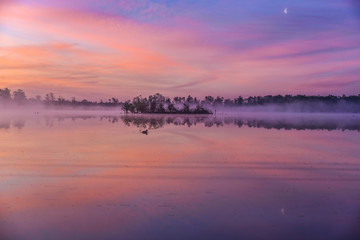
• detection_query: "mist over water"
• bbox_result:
[120,113,360,131]
[214,100,360,113]
[0,112,359,240]
[1,111,359,131]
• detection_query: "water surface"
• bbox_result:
[1,113,359,240]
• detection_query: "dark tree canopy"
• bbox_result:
[0,87,359,113]
[13,89,27,104]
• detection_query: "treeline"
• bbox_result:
[0,88,119,107]
[122,93,360,113]
[122,93,210,114]
[1,87,360,113]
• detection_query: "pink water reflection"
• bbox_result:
[0,114,359,239]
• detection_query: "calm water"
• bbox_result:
[0,113,360,240]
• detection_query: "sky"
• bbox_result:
[1,0,360,100]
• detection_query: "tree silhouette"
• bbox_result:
[122,100,132,113]
[13,89,27,104]
[0,87,358,113]
[45,92,55,104]
[0,88,12,101]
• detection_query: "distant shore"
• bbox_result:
[1,88,360,114]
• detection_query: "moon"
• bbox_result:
[284,8,288,14]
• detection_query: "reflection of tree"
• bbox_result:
[121,115,165,129]
[100,116,119,123]
[0,121,11,130]
[45,117,54,127]
[13,119,25,129]
[235,120,243,128]
[119,115,360,132]
[0,114,359,132]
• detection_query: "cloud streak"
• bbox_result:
[1,0,359,100]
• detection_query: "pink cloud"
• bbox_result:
[1,1,359,100]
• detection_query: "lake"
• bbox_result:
[0,112,359,240]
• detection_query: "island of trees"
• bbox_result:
[1,87,360,113]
